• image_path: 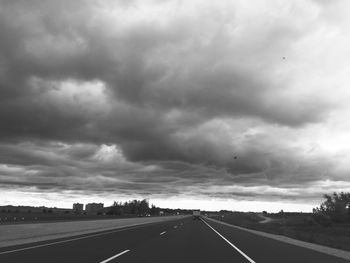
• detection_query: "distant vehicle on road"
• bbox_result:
[192,210,200,220]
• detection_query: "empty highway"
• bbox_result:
[0,217,348,263]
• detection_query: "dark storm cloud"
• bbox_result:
[0,141,189,196]
[0,0,329,139]
[1,0,349,204]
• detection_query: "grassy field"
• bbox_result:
[210,212,350,251]
[0,211,142,224]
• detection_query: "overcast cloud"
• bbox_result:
[1,0,350,211]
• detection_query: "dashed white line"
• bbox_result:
[160,231,166,235]
[202,219,256,263]
[99,249,130,263]
[174,225,178,228]
[0,224,153,255]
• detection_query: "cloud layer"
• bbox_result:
[1,0,350,210]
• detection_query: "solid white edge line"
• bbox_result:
[99,249,130,263]
[0,222,157,255]
[201,219,256,263]
[160,231,166,235]
[0,217,189,255]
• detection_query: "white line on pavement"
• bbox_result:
[0,224,152,255]
[202,219,256,263]
[99,250,130,263]
[160,231,166,235]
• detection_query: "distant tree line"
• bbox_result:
[105,199,193,216]
[313,192,350,225]
[106,199,151,216]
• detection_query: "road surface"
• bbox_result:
[0,216,348,263]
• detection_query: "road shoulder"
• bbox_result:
[0,216,187,249]
[204,217,350,261]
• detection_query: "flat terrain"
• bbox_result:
[0,215,186,248]
[212,212,350,251]
[0,216,349,263]
[0,211,142,225]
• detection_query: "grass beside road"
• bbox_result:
[210,212,350,252]
[0,211,149,225]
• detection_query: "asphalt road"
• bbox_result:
[0,216,348,263]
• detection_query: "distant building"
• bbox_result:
[85,203,104,214]
[73,203,84,213]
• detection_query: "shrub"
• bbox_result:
[313,192,350,223]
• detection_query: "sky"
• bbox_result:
[1,0,350,212]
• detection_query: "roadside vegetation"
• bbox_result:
[105,199,193,217]
[210,192,350,251]
[0,199,192,224]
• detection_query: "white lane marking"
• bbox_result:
[202,219,256,263]
[0,218,188,255]
[174,225,178,228]
[99,249,130,263]
[160,231,166,235]
[0,224,153,255]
